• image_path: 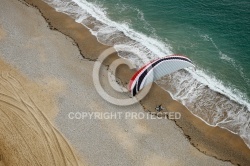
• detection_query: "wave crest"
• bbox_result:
[42,0,250,148]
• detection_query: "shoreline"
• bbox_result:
[22,0,250,165]
[22,0,250,164]
[27,0,250,148]
[39,0,250,138]
[1,0,249,165]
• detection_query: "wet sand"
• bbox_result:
[0,0,249,165]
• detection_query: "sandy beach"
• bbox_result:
[0,0,249,165]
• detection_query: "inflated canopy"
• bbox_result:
[128,55,194,96]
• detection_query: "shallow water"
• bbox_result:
[43,0,250,148]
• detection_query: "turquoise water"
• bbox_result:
[45,0,250,148]
[90,0,250,100]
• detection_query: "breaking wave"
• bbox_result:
[42,0,250,148]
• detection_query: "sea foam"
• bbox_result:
[42,0,250,148]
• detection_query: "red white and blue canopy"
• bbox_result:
[128,55,194,96]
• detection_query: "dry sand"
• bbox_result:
[0,59,82,165]
[0,26,6,40]
[0,0,83,165]
[0,0,249,165]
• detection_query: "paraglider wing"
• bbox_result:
[128,55,194,96]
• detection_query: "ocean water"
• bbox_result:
[43,0,250,148]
